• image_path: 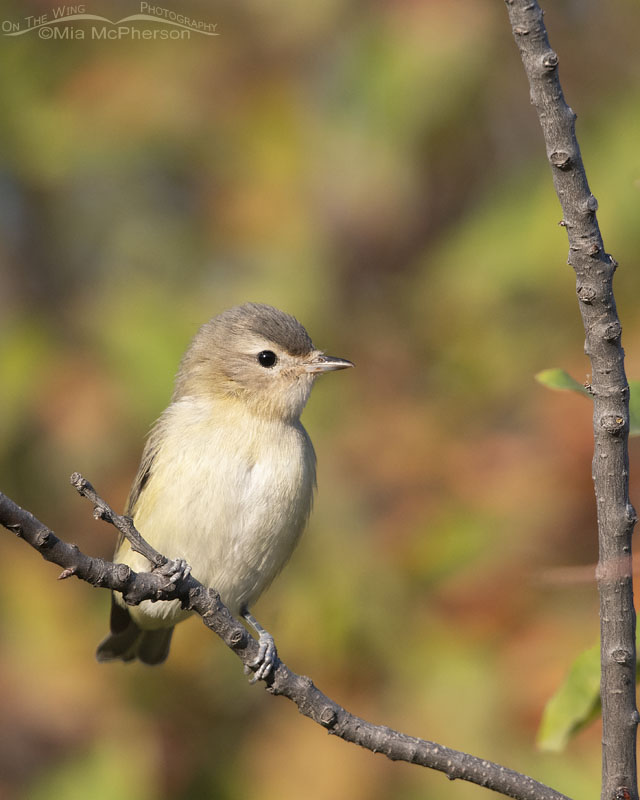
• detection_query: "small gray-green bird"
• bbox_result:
[97,303,353,677]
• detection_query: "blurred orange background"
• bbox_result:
[1,1,640,798]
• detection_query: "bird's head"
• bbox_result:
[174,303,353,421]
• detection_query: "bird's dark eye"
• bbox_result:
[257,350,278,368]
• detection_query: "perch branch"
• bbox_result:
[0,477,570,800]
[504,3,638,799]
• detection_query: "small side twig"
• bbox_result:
[70,472,165,568]
[0,477,571,800]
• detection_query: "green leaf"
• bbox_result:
[535,368,590,397]
[537,643,600,752]
[536,369,640,437]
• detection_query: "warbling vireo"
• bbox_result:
[97,303,353,677]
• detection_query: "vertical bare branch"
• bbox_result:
[504,3,638,799]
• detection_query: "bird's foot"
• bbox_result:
[250,630,277,683]
[155,558,192,584]
[242,610,279,683]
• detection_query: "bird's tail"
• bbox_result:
[96,595,173,666]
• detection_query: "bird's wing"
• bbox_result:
[114,412,167,557]
[125,432,159,516]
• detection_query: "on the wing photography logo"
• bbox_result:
[1,3,219,40]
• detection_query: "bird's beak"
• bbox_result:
[305,353,355,374]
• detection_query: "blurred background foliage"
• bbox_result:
[1,0,639,798]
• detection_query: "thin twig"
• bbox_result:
[504,3,638,800]
[70,472,165,568]
[0,479,571,800]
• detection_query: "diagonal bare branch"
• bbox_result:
[0,477,570,800]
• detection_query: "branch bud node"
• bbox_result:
[604,321,622,341]
[320,707,338,728]
[70,472,84,490]
[583,194,598,213]
[116,563,132,582]
[549,150,572,169]
[58,566,77,580]
[229,628,245,647]
[611,648,633,665]
[577,284,596,304]
[600,415,625,436]
[35,528,51,547]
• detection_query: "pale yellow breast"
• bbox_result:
[118,396,316,626]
